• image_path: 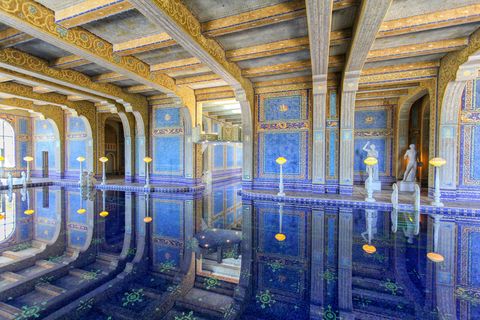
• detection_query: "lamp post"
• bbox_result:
[275,203,286,242]
[364,156,378,202]
[0,155,4,181]
[23,156,33,183]
[99,157,108,185]
[276,157,287,197]
[143,157,153,188]
[427,214,444,263]
[76,156,85,185]
[429,157,446,207]
[362,209,377,254]
[143,192,152,223]
[99,189,108,217]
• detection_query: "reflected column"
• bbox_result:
[310,208,325,319]
[338,208,353,319]
[432,215,456,319]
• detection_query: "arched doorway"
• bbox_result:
[104,117,125,179]
[406,95,430,187]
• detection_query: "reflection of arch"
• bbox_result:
[80,115,94,172]
[439,48,480,192]
[396,88,428,178]
[0,193,15,243]
[0,118,15,168]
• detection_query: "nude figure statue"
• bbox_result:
[403,144,418,182]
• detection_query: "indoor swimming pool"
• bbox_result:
[0,184,474,320]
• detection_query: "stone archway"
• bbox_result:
[438,48,480,195]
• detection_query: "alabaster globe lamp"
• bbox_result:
[364,156,378,202]
[99,156,109,185]
[76,156,86,185]
[427,215,444,263]
[275,203,286,242]
[23,156,34,183]
[0,155,4,180]
[429,157,446,207]
[144,157,153,188]
[276,157,287,197]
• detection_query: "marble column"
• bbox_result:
[312,76,328,192]
[339,73,359,194]
[235,88,253,187]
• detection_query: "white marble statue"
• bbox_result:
[403,144,419,182]
[362,141,379,181]
[80,172,88,188]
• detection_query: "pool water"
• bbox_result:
[0,184,475,319]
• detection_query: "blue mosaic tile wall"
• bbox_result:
[66,116,90,172]
[152,198,184,271]
[34,119,57,171]
[151,106,185,180]
[326,90,339,190]
[255,90,311,189]
[353,105,394,183]
[459,79,480,189]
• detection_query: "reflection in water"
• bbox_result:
[0,185,477,319]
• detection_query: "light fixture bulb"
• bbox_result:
[275,233,286,241]
[99,211,109,217]
[362,244,376,254]
[24,209,34,215]
[144,216,152,223]
[99,157,109,163]
[77,208,86,214]
[143,157,153,163]
[276,157,287,165]
[429,157,446,167]
[364,157,378,166]
[427,252,444,263]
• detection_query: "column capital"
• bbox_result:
[312,74,328,95]
[342,71,361,92]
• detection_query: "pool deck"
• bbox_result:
[2,178,479,216]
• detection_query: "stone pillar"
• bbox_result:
[338,208,353,314]
[312,76,327,192]
[310,209,325,319]
[235,88,253,187]
[438,81,465,198]
[339,73,359,194]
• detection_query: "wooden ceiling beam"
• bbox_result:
[367,38,468,62]
[55,0,133,28]
[125,84,156,93]
[378,4,480,38]
[112,32,176,56]
[176,73,223,86]
[50,55,92,69]
[92,72,128,83]
[0,27,33,48]
[202,0,357,37]
[151,57,203,73]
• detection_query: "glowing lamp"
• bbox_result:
[77,208,86,214]
[429,157,446,167]
[76,156,86,162]
[99,157,108,163]
[24,209,34,215]
[427,252,444,263]
[143,157,153,163]
[0,213,5,220]
[0,156,4,161]
[364,157,378,166]
[23,156,33,162]
[143,216,153,223]
[276,157,287,165]
[275,233,286,242]
[99,211,109,218]
[362,244,376,254]
[144,156,153,188]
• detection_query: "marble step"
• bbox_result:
[0,302,21,320]
[177,287,233,318]
[35,259,58,269]
[1,272,25,282]
[96,303,138,320]
[0,256,15,268]
[352,276,406,296]
[35,283,66,297]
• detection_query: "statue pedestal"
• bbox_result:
[370,180,381,191]
[399,181,417,192]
